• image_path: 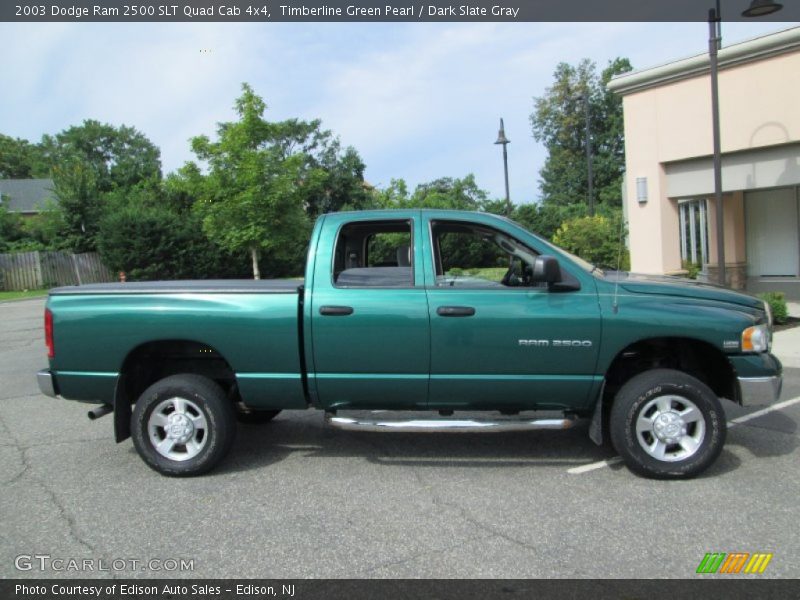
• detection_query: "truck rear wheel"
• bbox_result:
[610,369,726,479]
[131,374,236,476]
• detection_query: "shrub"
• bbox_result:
[758,292,789,325]
[681,260,701,280]
[552,213,630,271]
[97,203,249,281]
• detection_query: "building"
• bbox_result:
[608,27,800,297]
[0,179,57,217]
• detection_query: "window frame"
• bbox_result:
[331,219,416,289]
[428,219,544,291]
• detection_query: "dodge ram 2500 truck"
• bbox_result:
[37,209,782,478]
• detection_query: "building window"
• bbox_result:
[679,199,708,266]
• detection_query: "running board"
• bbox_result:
[325,414,575,433]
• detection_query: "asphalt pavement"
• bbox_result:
[1,297,798,579]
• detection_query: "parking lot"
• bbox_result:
[1,297,799,579]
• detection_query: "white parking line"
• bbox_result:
[728,396,800,425]
[567,395,800,475]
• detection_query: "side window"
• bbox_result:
[333,221,413,288]
[431,221,541,288]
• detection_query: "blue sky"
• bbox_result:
[1,21,796,204]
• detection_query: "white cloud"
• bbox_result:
[1,20,796,204]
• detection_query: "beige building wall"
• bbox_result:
[610,28,800,280]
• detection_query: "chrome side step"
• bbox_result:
[325,413,575,433]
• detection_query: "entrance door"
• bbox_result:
[746,188,799,277]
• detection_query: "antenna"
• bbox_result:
[612,214,625,314]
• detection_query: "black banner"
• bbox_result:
[4,0,800,22]
[3,579,800,600]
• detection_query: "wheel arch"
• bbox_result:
[590,336,736,445]
[113,339,237,443]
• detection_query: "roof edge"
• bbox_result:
[607,26,800,95]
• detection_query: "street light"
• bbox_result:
[582,92,594,216]
[708,0,782,287]
[494,118,512,216]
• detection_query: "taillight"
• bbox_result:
[45,308,54,359]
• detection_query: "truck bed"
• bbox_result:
[50,279,303,295]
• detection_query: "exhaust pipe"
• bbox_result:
[88,405,113,420]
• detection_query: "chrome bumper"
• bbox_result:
[37,370,57,398]
[738,376,782,406]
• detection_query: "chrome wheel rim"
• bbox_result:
[635,395,705,462]
[148,397,208,461]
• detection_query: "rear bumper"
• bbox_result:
[37,370,57,398]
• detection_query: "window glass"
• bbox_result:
[432,222,541,288]
[333,221,413,287]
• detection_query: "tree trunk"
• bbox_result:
[250,246,261,280]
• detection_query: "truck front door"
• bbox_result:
[423,216,602,412]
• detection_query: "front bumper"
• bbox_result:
[731,352,782,406]
[737,376,782,406]
[37,370,57,398]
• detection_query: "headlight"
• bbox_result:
[763,300,773,328]
[742,324,770,353]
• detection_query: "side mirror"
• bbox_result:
[532,255,562,284]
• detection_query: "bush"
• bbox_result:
[552,213,630,271]
[97,203,249,281]
[758,292,789,325]
[681,260,701,280]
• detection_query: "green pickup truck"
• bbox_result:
[37,209,781,478]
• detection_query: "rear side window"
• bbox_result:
[333,220,413,288]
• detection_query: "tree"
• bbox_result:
[530,57,633,208]
[0,134,48,178]
[41,120,162,252]
[41,120,162,193]
[374,174,491,211]
[188,84,322,279]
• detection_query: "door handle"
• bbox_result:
[319,305,354,316]
[437,306,476,317]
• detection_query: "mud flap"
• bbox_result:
[113,376,132,443]
[588,380,605,446]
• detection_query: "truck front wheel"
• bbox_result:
[131,374,236,476]
[610,369,726,479]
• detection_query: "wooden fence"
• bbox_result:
[0,251,115,291]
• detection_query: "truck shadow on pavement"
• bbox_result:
[210,407,798,477]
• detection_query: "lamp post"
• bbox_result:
[495,118,512,216]
[708,0,782,287]
[583,92,594,216]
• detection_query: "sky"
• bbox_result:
[1,20,797,204]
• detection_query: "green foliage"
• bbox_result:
[530,57,632,208]
[41,120,162,193]
[0,204,26,251]
[374,175,490,211]
[97,202,247,281]
[511,202,589,241]
[0,134,48,178]
[41,120,162,252]
[758,292,789,325]
[552,212,630,271]
[183,83,367,278]
[681,260,701,280]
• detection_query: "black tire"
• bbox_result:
[131,374,236,477]
[236,406,281,424]
[609,369,726,479]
